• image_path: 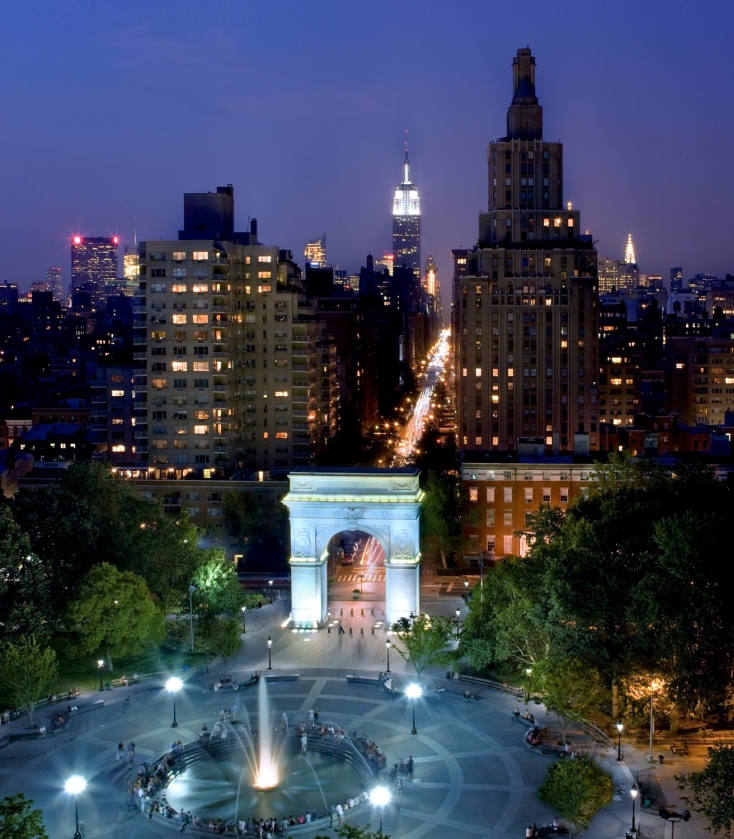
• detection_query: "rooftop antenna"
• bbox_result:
[133,217,137,248]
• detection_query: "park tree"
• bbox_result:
[459,554,552,673]
[421,471,471,568]
[391,614,453,680]
[535,656,607,745]
[0,506,52,640]
[0,638,58,726]
[0,794,48,839]
[192,549,248,616]
[202,618,242,664]
[65,563,164,669]
[677,744,734,837]
[538,756,613,836]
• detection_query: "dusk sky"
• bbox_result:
[2,1,734,306]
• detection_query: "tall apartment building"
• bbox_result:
[71,236,119,310]
[665,335,734,426]
[133,186,336,479]
[393,147,421,280]
[45,267,63,302]
[452,48,598,453]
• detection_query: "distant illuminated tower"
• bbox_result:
[304,235,326,267]
[71,235,119,310]
[45,267,63,302]
[392,136,421,279]
[624,232,636,265]
[424,255,438,297]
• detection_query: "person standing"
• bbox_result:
[407,755,414,779]
[39,725,46,738]
[117,741,124,762]
[308,708,314,729]
[335,803,345,825]
[314,708,319,724]
[301,733,308,754]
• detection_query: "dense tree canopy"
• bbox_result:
[459,456,734,721]
[0,794,48,839]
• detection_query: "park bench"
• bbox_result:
[346,675,383,686]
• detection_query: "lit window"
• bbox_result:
[192,284,209,293]
[462,368,467,377]
[172,314,187,324]
[152,378,166,389]
[192,251,209,261]
[258,255,272,263]
[543,218,550,227]
[263,431,269,439]
[475,367,482,377]
[486,487,495,502]
[192,314,209,324]
[274,390,288,397]
[193,362,209,372]
[194,425,209,435]
[111,445,126,452]
[610,378,622,385]
[676,363,684,369]
[111,389,125,397]
[469,488,478,502]
[257,271,272,279]
[568,218,574,227]
[475,437,482,446]
[171,284,187,293]
[172,251,186,261]
[258,285,272,293]
[457,258,467,265]
[554,218,561,227]
[171,361,188,372]
[275,431,288,439]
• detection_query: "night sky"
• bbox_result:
[2,1,734,306]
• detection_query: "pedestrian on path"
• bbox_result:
[336,804,345,825]
[314,708,319,724]
[39,725,46,738]
[301,733,308,754]
[116,741,124,762]
[308,708,314,728]
[407,756,414,779]
[338,622,345,635]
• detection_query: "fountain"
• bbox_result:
[164,678,373,822]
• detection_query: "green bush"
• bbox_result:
[538,756,612,836]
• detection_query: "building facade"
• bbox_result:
[134,186,337,479]
[665,336,734,426]
[452,48,599,454]
[46,267,63,302]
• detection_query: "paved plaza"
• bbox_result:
[0,598,707,839]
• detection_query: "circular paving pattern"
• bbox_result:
[0,671,560,839]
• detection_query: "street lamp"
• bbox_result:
[166,676,183,728]
[525,666,532,700]
[370,785,391,835]
[267,636,273,670]
[64,775,87,839]
[268,579,274,603]
[189,584,196,652]
[97,659,104,691]
[648,676,659,763]
[630,782,638,835]
[455,608,461,638]
[359,573,364,595]
[616,721,624,761]
[385,640,391,673]
[241,605,247,633]
[406,683,422,735]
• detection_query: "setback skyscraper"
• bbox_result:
[452,48,598,453]
[392,143,421,280]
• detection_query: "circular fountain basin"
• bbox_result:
[165,740,365,822]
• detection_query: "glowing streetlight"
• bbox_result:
[267,636,273,670]
[64,775,87,839]
[268,578,274,603]
[616,721,624,761]
[97,659,104,691]
[241,605,247,633]
[630,783,638,834]
[405,683,423,734]
[385,639,391,673]
[455,607,461,637]
[166,677,183,728]
[370,785,391,834]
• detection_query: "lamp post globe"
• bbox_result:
[64,775,87,839]
[267,636,273,670]
[166,676,183,727]
[455,608,461,638]
[241,605,247,633]
[616,721,624,761]
[97,659,104,691]
[268,579,274,603]
[385,640,391,673]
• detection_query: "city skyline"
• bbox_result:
[1,2,734,306]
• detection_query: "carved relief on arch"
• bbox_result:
[391,527,416,559]
[293,527,313,557]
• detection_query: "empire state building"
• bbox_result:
[392,144,421,279]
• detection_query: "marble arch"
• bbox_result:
[283,467,423,627]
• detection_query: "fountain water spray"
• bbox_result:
[252,676,279,789]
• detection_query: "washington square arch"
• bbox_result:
[283,467,423,627]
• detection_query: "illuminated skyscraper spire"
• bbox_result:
[624,232,636,264]
[393,131,421,278]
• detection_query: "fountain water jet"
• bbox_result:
[252,676,279,790]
